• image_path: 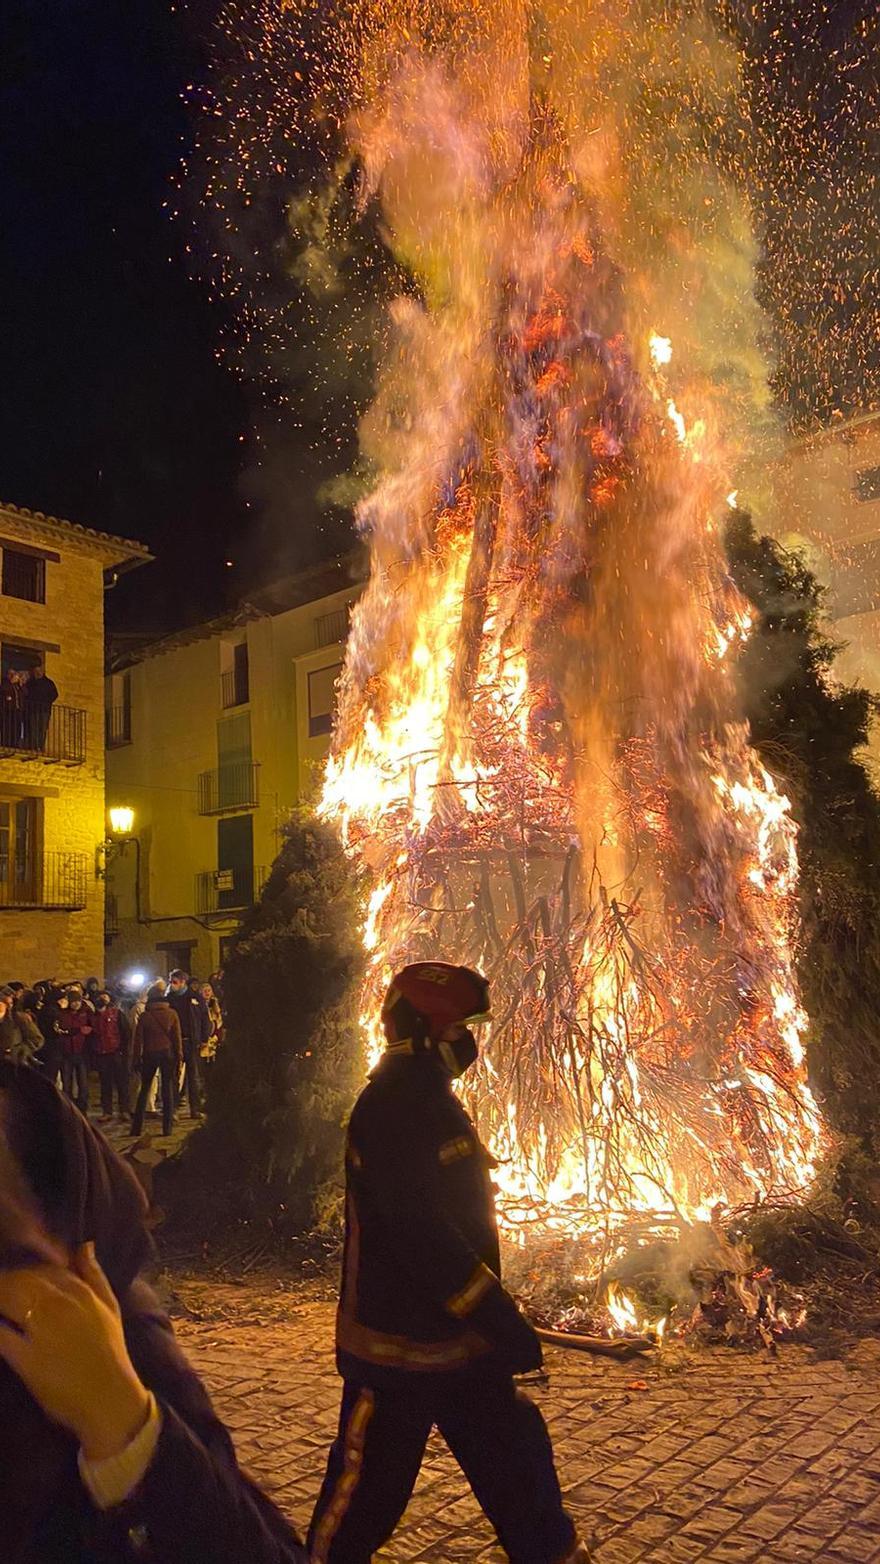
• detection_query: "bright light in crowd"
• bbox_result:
[649,333,672,367]
[109,805,135,835]
[127,971,146,989]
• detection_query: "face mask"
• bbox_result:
[435,1029,479,1078]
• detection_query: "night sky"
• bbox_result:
[0,1,876,632]
[0,0,249,628]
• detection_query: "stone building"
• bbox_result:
[104,553,363,981]
[0,502,150,980]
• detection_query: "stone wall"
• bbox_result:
[0,518,122,981]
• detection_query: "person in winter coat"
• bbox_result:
[92,990,132,1121]
[36,986,67,1086]
[0,666,27,748]
[0,1055,309,1564]
[0,993,28,1063]
[166,970,210,1118]
[59,992,94,1115]
[132,984,182,1138]
[5,992,43,1064]
[309,961,589,1564]
[83,977,102,1013]
[199,980,223,1065]
[22,658,59,750]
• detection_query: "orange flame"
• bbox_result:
[316,16,822,1255]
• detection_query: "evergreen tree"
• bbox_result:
[726,513,880,1147]
[166,810,364,1238]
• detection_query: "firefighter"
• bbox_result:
[308,962,590,1564]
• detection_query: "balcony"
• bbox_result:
[105,891,119,939]
[197,762,260,815]
[314,606,349,649]
[0,851,88,910]
[195,863,268,914]
[105,705,132,748]
[221,667,250,708]
[0,704,86,764]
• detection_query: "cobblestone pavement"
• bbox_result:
[172,1287,880,1562]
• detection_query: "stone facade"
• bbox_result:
[0,503,150,981]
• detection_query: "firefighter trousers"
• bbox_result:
[307,1372,576,1564]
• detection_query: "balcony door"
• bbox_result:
[0,796,38,906]
[217,814,253,910]
[217,711,252,810]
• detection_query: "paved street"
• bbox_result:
[171,1283,880,1562]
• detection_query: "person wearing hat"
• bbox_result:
[308,961,588,1564]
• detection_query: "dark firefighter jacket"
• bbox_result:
[337,1049,540,1386]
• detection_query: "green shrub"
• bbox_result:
[163,810,364,1241]
[727,515,880,1147]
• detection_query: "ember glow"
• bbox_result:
[311,1,824,1250]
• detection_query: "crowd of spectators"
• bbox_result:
[0,969,224,1136]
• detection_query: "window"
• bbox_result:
[855,466,880,503]
[105,670,132,747]
[214,711,254,810]
[0,796,39,906]
[1,643,42,681]
[218,934,238,967]
[221,639,250,707]
[155,941,197,975]
[1,548,46,604]
[217,814,254,908]
[308,662,342,738]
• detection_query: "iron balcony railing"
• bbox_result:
[197,761,260,815]
[195,864,267,914]
[221,667,250,708]
[105,892,120,938]
[0,703,86,764]
[105,704,132,748]
[314,606,349,649]
[0,851,88,910]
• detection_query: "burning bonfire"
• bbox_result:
[311,0,823,1289]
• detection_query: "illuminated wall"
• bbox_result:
[0,502,149,981]
[104,562,363,982]
[773,412,880,761]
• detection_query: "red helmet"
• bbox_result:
[381,962,491,1045]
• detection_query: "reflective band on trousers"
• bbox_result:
[311,1390,375,1563]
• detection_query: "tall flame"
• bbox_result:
[313,0,822,1249]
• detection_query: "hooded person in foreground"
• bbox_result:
[0,1058,308,1564]
[308,962,590,1564]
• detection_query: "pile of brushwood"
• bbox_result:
[509,519,880,1354]
[731,1145,880,1356]
[157,810,363,1257]
[162,516,880,1302]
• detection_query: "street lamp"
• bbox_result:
[99,805,142,921]
[109,804,135,837]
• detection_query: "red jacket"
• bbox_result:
[58,1007,93,1057]
[92,1004,131,1056]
